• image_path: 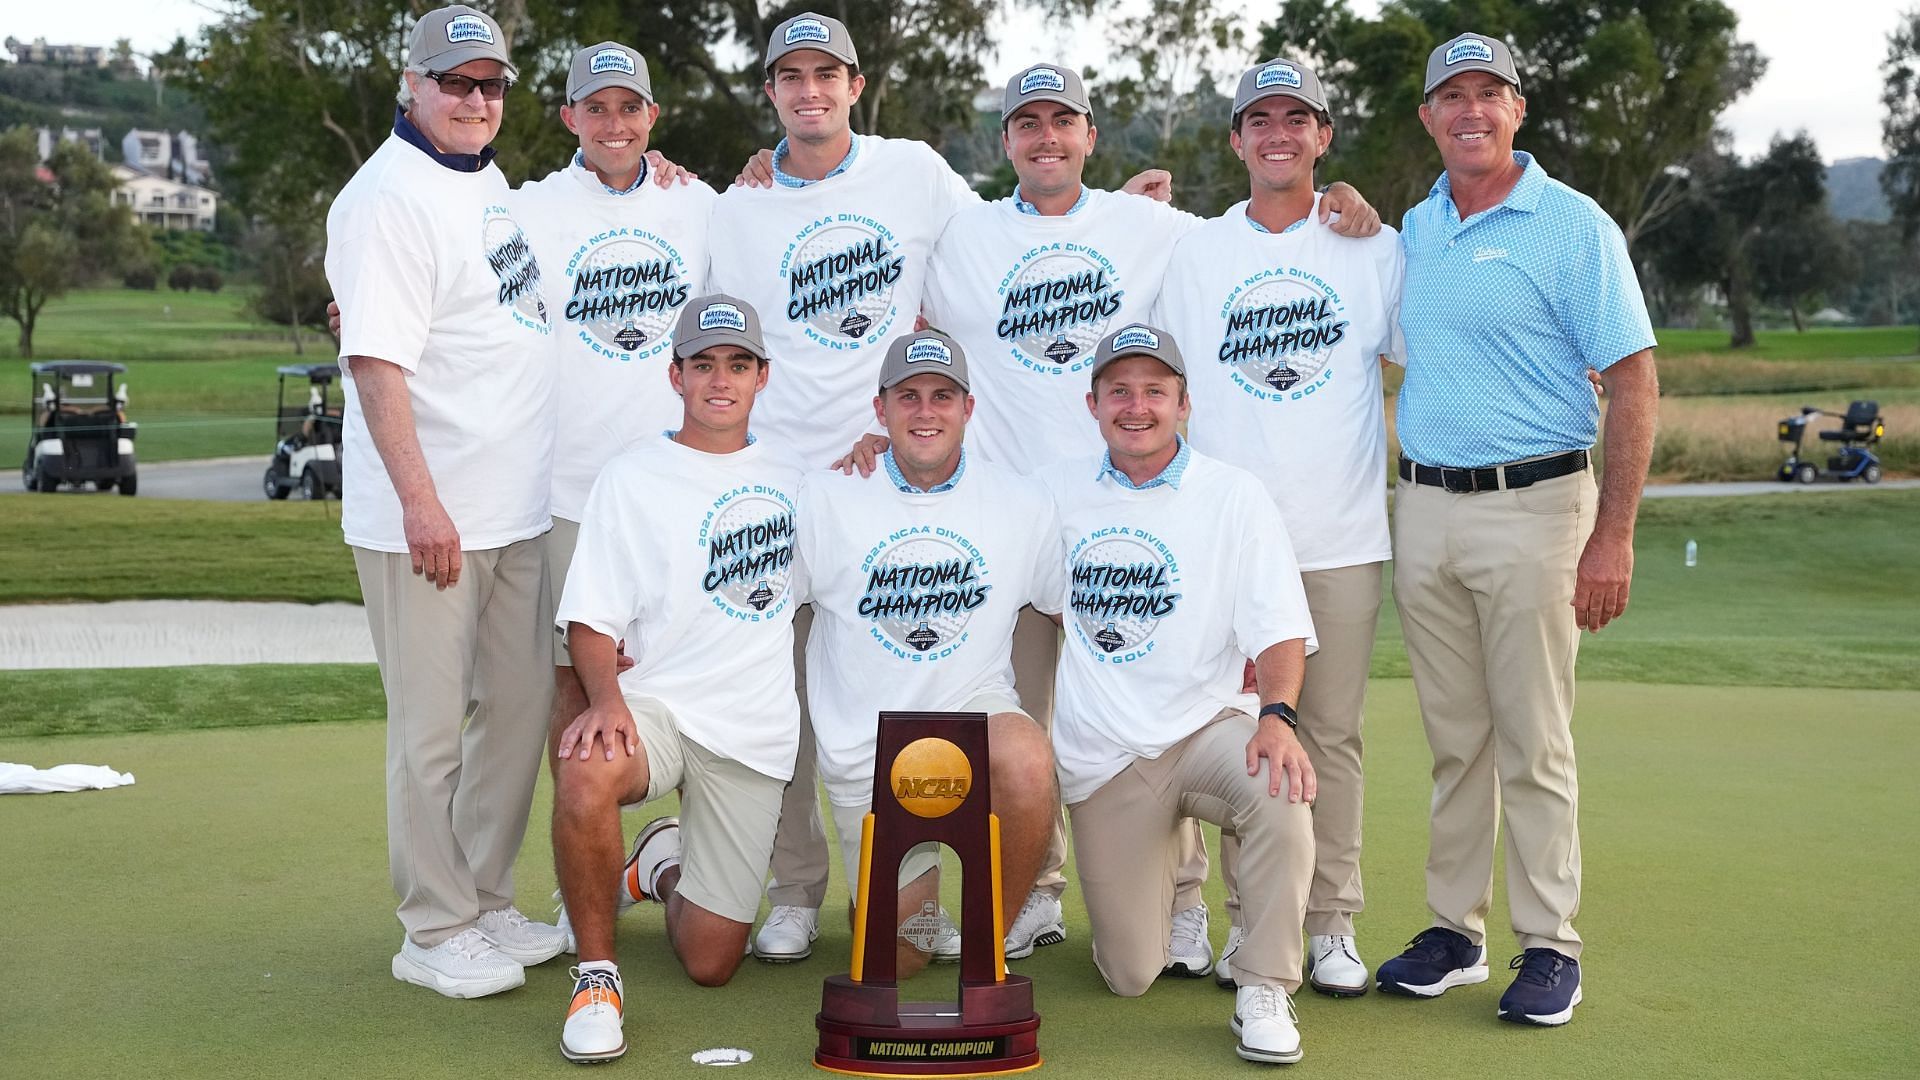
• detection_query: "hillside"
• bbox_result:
[1828,156,1891,222]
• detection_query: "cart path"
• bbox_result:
[8,455,1917,504]
[0,601,375,670]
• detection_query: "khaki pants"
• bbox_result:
[1391,467,1595,958]
[1068,710,1314,996]
[766,604,830,908]
[355,537,554,947]
[1220,562,1382,935]
[544,516,580,665]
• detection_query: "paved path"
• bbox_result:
[0,601,373,670]
[8,456,1915,504]
[6,456,271,502]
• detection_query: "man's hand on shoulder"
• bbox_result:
[644,149,698,187]
[1319,181,1381,237]
[1121,168,1174,203]
[734,148,776,189]
[833,433,890,477]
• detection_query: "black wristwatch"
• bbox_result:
[1258,702,1299,730]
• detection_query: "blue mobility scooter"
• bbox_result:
[1776,400,1884,485]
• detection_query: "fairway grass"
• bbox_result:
[2,680,1914,1078]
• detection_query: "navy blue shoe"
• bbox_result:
[1497,949,1581,1026]
[1374,927,1490,997]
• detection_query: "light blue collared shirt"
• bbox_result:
[771,134,861,188]
[1245,212,1307,235]
[1395,151,1655,467]
[1013,183,1091,216]
[664,429,756,446]
[882,448,966,493]
[573,150,648,195]
[1097,435,1190,491]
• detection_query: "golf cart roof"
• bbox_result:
[278,364,341,381]
[31,361,126,375]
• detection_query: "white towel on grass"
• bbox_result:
[0,762,137,794]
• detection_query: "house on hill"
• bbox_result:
[110,163,217,231]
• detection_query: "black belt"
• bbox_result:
[1398,449,1588,493]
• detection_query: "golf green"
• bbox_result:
[2,679,1913,1078]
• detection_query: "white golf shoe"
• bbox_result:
[392,926,524,999]
[1231,983,1303,1064]
[1307,934,1370,997]
[1215,925,1247,989]
[752,905,821,962]
[476,905,570,966]
[1004,890,1067,960]
[1164,903,1214,978]
[560,963,626,1063]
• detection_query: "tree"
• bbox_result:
[1260,0,1763,240]
[1883,8,1920,241]
[1753,210,1857,332]
[0,128,142,356]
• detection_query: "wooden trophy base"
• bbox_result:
[815,973,1041,1076]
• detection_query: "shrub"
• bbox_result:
[167,264,197,292]
[122,264,158,290]
[195,266,224,293]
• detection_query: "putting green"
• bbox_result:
[3,679,1914,1078]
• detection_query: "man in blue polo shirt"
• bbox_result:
[1372,32,1658,1028]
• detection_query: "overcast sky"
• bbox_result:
[6,0,1906,162]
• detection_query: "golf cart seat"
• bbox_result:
[1817,400,1881,445]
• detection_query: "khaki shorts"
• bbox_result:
[827,691,1025,895]
[626,695,785,924]
[546,516,581,666]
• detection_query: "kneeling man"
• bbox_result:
[550,295,802,1062]
[797,329,1062,974]
[1038,324,1319,1063]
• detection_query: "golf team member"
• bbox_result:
[326,3,567,998]
[1038,323,1319,1063]
[794,329,1062,972]
[510,41,716,779]
[706,11,983,962]
[1374,33,1658,1026]
[550,295,802,1061]
[918,62,1380,968]
[1155,56,1403,996]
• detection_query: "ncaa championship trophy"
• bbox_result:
[815,712,1041,1076]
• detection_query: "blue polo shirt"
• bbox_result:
[1396,151,1654,468]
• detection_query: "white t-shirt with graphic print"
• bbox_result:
[514,162,717,522]
[555,436,803,780]
[1037,449,1317,805]
[705,137,979,469]
[796,459,1063,806]
[326,133,554,553]
[1155,197,1404,571]
[926,189,1200,473]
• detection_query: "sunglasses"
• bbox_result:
[424,71,513,101]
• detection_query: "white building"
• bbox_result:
[110,164,217,231]
[120,128,212,186]
[34,126,105,161]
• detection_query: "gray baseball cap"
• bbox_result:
[1423,33,1521,95]
[878,330,970,392]
[408,5,517,80]
[1231,57,1328,121]
[566,42,652,103]
[1002,63,1091,122]
[765,12,859,74]
[673,295,768,361]
[1090,323,1186,382]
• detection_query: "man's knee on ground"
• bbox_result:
[1096,950,1161,998]
[681,946,745,987]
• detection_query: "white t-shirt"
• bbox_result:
[706,137,979,469]
[1037,449,1317,804]
[515,161,718,522]
[926,190,1200,472]
[555,436,804,780]
[326,133,555,553]
[1155,197,1404,571]
[796,458,1063,806]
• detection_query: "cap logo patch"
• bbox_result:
[1256,63,1302,90]
[589,48,636,76]
[698,304,748,332]
[904,339,954,365]
[785,19,832,45]
[1112,326,1160,351]
[1446,39,1494,65]
[446,14,494,45]
[1020,68,1067,94]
